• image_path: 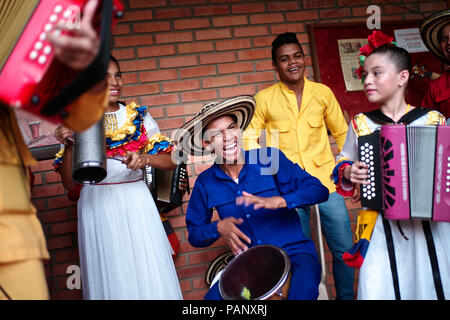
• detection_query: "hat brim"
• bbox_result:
[174,95,255,156]
[420,10,450,64]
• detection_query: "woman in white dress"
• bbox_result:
[53,56,183,300]
[332,36,450,299]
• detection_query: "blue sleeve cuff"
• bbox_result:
[332,160,354,184]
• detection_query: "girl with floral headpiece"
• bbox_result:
[332,31,450,300]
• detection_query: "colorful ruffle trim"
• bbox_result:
[331,160,354,197]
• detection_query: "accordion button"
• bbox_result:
[38,55,47,65]
[63,10,72,18]
[49,14,58,23]
[39,33,46,41]
[44,23,53,32]
[29,51,38,60]
[43,46,52,55]
[35,42,43,50]
[54,5,63,13]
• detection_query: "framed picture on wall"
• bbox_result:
[14,109,61,161]
[307,20,443,120]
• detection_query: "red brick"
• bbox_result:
[112,24,130,35]
[216,38,251,51]
[53,249,79,263]
[52,221,77,236]
[48,196,76,210]
[233,25,268,38]
[111,48,135,60]
[160,56,198,68]
[219,85,256,98]
[192,277,208,290]
[31,160,53,172]
[218,62,253,74]
[156,118,185,130]
[148,107,165,119]
[129,0,166,8]
[169,215,187,229]
[47,235,73,250]
[176,264,209,279]
[121,73,138,85]
[174,254,188,268]
[45,171,61,183]
[194,5,229,16]
[141,93,179,107]
[179,279,192,292]
[180,65,216,79]
[286,10,319,21]
[133,21,171,33]
[238,48,270,61]
[120,10,152,22]
[195,28,231,41]
[162,79,200,93]
[178,42,214,54]
[199,52,236,65]
[122,84,160,97]
[137,45,176,58]
[231,3,265,14]
[140,69,178,82]
[120,59,157,72]
[155,8,192,19]
[240,72,275,84]
[33,173,43,185]
[271,23,306,35]
[202,75,238,88]
[419,2,447,12]
[174,18,210,30]
[188,248,228,265]
[250,13,284,24]
[268,1,300,11]
[32,184,65,199]
[40,210,69,223]
[304,0,334,9]
[166,104,203,117]
[115,35,153,48]
[320,8,351,19]
[32,199,45,211]
[156,32,194,44]
[213,15,248,27]
[181,89,217,103]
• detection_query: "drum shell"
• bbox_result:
[72,116,106,184]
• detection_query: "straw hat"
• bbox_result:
[174,95,255,156]
[420,10,450,64]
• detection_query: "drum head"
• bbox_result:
[219,245,290,300]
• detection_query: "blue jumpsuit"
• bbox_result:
[186,148,329,300]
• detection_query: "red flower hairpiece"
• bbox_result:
[356,30,397,80]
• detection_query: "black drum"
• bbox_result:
[219,245,291,300]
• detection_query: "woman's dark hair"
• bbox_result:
[368,44,411,74]
[110,54,120,70]
[271,32,304,64]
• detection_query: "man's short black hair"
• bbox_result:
[271,32,304,64]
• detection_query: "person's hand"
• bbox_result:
[236,191,287,210]
[350,185,361,203]
[122,151,147,170]
[344,161,370,185]
[217,217,251,256]
[54,125,74,146]
[47,0,100,70]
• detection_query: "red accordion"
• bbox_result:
[0,0,123,124]
[359,125,450,222]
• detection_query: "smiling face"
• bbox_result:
[106,60,123,106]
[362,53,408,105]
[273,43,305,86]
[438,23,450,60]
[202,115,241,164]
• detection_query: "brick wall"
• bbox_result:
[31,0,447,300]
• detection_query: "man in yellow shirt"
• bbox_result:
[0,0,108,300]
[244,32,354,299]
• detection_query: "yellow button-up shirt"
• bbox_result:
[244,79,348,193]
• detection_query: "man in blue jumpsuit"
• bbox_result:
[176,96,329,300]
